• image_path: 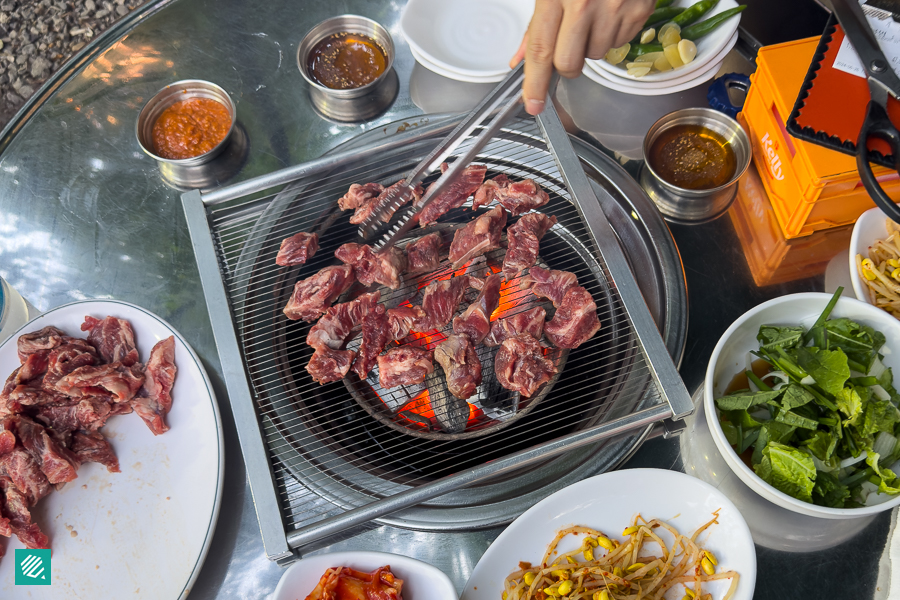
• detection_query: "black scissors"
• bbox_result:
[832,0,900,222]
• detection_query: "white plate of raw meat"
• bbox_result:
[0,300,223,599]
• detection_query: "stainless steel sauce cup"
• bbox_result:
[297,15,397,122]
[640,107,751,224]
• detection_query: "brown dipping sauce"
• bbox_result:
[307,32,387,90]
[648,124,736,190]
[151,97,232,160]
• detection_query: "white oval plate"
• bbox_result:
[273,550,458,600]
[592,0,741,82]
[400,0,533,78]
[586,31,737,89]
[461,468,756,600]
[849,206,889,307]
[581,57,721,97]
[410,45,506,83]
[0,300,223,599]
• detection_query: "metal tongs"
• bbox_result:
[832,0,900,223]
[358,62,525,248]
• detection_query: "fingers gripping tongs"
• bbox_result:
[832,0,900,222]
[358,62,525,249]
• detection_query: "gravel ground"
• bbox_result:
[0,0,150,131]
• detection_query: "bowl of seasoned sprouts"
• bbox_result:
[851,208,900,318]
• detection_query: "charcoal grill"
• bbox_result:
[182,109,691,564]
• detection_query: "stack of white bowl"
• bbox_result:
[582,0,741,96]
[400,0,534,83]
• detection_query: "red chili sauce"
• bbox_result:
[151,97,231,160]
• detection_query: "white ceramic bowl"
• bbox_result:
[850,207,890,307]
[410,45,506,83]
[704,292,900,519]
[400,0,533,78]
[272,551,458,600]
[581,56,721,96]
[585,31,737,89]
[593,0,741,82]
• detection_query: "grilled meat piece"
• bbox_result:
[448,205,507,267]
[545,286,602,349]
[472,176,550,216]
[484,306,546,347]
[521,266,579,308]
[387,305,428,341]
[275,232,319,267]
[404,232,443,275]
[352,304,391,379]
[471,174,510,209]
[417,276,484,332]
[335,243,407,290]
[377,346,434,388]
[434,334,482,400]
[502,213,557,281]
[417,163,487,226]
[306,292,381,351]
[283,264,355,322]
[339,182,384,211]
[452,273,502,345]
[307,346,356,385]
[495,334,557,397]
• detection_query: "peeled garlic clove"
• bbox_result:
[678,39,698,64]
[625,61,654,70]
[636,51,664,63]
[640,28,656,44]
[605,43,631,65]
[626,66,651,78]
[653,54,673,72]
[664,44,684,68]
[658,22,682,47]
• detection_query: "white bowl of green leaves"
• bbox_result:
[704,289,900,518]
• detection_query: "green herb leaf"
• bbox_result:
[862,401,900,437]
[796,347,850,396]
[754,441,816,502]
[812,471,851,508]
[752,421,796,465]
[802,430,838,462]
[757,325,805,352]
[775,409,820,430]
[725,409,765,430]
[715,389,782,411]
[719,416,739,446]
[836,386,865,425]
[781,383,815,410]
[865,451,900,492]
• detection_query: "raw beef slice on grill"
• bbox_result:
[545,286,602,349]
[484,306,546,347]
[404,232,443,275]
[453,273,502,345]
[417,276,484,332]
[502,212,557,281]
[275,232,319,267]
[352,304,391,379]
[367,179,425,224]
[132,336,177,435]
[434,334,482,400]
[335,243,407,290]
[339,182,384,211]
[307,346,357,385]
[387,305,428,341]
[495,334,557,397]
[283,264,355,322]
[377,346,434,388]
[472,176,550,215]
[448,205,507,267]
[81,316,139,365]
[307,292,381,351]
[521,266,579,308]
[417,163,487,226]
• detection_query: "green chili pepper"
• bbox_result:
[655,0,675,7]
[644,6,686,28]
[682,5,747,40]
[625,42,664,62]
[672,0,721,28]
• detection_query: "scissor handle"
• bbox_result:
[858,100,900,223]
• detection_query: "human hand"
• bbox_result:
[510,0,656,114]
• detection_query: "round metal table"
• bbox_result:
[0,0,894,598]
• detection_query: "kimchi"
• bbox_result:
[304,566,403,600]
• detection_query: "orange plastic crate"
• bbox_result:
[742,37,900,239]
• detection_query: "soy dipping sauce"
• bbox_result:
[648,124,737,190]
[307,32,387,90]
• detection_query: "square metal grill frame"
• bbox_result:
[181,107,693,564]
